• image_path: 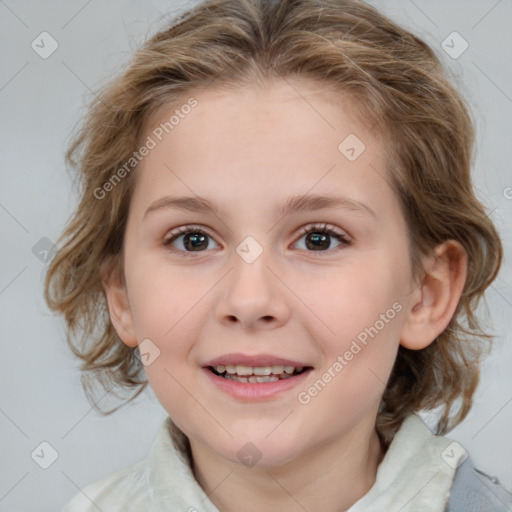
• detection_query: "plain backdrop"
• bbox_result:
[0,1,511,510]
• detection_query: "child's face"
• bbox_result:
[113,78,419,466]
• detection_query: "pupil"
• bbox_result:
[184,233,208,251]
[306,232,330,250]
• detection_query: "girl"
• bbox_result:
[44,0,511,510]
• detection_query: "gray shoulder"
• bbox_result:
[446,456,512,512]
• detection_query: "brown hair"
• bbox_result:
[44,0,502,447]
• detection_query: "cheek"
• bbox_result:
[301,256,405,341]
[298,254,406,402]
[128,256,209,339]
[143,359,204,438]
[303,315,402,429]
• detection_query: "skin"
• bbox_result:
[102,77,467,512]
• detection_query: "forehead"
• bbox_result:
[132,78,396,221]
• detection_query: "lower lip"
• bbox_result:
[203,367,313,401]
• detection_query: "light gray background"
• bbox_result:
[0,1,511,510]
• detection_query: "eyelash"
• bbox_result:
[163,223,351,257]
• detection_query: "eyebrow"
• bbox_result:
[143,193,376,220]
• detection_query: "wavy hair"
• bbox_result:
[44,0,503,448]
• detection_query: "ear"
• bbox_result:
[100,257,139,348]
[400,240,467,350]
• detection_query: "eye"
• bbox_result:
[292,223,351,254]
[163,225,220,255]
[163,223,351,256]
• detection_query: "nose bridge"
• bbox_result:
[215,235,289,328]
[229,236,275,301]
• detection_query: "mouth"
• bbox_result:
[202,354,313,400]
[207,364,310,383]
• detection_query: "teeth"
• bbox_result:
[235,364,253,376]
[253,367,272,376]
[216,364,300,376]
[257,376,279,383]
[213,363,308,382]
[228,375,280,383]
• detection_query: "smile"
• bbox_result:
[209,364,307,383]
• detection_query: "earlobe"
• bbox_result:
[400,240,467,350]
[100,258,139,348]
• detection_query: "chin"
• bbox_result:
[216,433,306,469]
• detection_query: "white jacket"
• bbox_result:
[62,413,512,511]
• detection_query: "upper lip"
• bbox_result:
[204,353,311,368]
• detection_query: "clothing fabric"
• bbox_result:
[62,413,512,511]
[446,454,512,511]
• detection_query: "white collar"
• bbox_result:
[146,413,463,512]
[347,413,463,511]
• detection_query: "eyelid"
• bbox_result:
[294,222,349,240]
[163,224,213,242]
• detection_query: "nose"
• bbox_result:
[215,249,291,330]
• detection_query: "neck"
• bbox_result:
[189,416,386,512]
